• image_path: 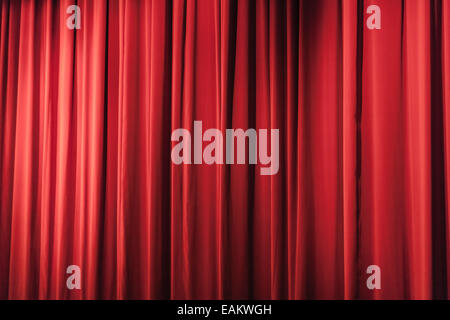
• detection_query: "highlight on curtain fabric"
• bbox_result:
[0,0,449,300]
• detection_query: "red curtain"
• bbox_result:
[0,0,449,300]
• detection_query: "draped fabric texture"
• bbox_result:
[1,0,450,300]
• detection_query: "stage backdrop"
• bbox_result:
[1,0,450,300]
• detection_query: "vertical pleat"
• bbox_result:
[294,0,306,299]
[341,0,358,300]
[116,0,127,299]
[403,0,432,299]
[0,0,20,300]
[52,0,76,299]
[9,0,37,299]
[73,0,107,299]
[103,0,119,299]
[37,0,55,299]
[170,0,186,299]
[360,0,407,299]
[299,0,343,299]
[252,0,271,299]
[180,0,195,298]
[285,0,299,300]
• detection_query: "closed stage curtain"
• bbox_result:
[1,0,450,300]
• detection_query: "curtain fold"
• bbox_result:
[0,0,450,299]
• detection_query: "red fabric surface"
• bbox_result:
[0,0,450,299]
